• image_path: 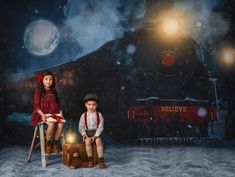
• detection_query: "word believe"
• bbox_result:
[161,106,187,112]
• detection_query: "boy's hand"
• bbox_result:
[83,134,88,141]
[91,136,97,143]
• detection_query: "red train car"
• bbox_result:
[128,97,217,139]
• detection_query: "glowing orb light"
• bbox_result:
[222,48,235,65]
[219,47,235,68]
[162,19,179,35]
[197,108,207,118]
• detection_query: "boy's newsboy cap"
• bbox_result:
[83,93,99,102]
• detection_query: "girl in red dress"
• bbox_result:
[31,71,65,154]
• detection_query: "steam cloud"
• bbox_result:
[63,0,146,59]
[64,0,229,59]
[171,0,229,48]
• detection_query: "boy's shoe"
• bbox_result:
[88,156,94,167]
[45,140,52,154]
[99,157,106,169]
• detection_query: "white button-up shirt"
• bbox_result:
[79,111,104,137]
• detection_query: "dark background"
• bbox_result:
[1,0,235,144]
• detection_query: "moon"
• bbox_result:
[23,19,60,56]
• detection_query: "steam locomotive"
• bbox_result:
[4,22,217,142]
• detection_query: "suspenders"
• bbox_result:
[84,112,100,129]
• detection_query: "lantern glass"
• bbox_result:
[65,130,77,144]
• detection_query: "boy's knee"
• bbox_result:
[85,138,92,144]
[96,138,103,146]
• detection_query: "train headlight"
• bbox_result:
[197,107,207,118]
[162,19,179,35]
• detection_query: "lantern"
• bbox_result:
[65,120,78,144]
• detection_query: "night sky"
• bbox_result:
[0,0,235,109]
[1,0,235,72]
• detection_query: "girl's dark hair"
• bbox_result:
[38,71,59,100]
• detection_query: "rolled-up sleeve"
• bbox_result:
[79,113,86,136]
[95,113,104,137]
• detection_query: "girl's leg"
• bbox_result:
[45,123,55,154]
[46,123,55,140]
[53,123,64,153]
[54,123,64,140]
[85,137,93,167]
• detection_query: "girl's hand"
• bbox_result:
[41,114,47,122]
[59,110,64,119]
[38,109,46,123]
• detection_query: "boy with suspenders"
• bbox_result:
[79,94,106,169]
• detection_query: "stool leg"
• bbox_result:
[61,132,65,145]
[27,125,39,162]
[60,133,64,162]
[39,124,47,167]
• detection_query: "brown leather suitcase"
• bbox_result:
[62,142,98,168]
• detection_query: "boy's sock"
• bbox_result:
[85,143,92,157]
[97,145,106,169]
[97,145,104,158]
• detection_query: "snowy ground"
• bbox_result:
[0,145,235,177]
[1,112,235,177]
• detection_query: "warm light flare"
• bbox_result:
[162,19,179,35]
[65,131,77,144]
[219,48,235,66]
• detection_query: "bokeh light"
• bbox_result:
[218,47,235,67]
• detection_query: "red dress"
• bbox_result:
[31,88,62,126]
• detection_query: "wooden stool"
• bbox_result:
[27,123,63,167]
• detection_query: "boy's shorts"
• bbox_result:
[78,130,103,143]
[86,130,103,139]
